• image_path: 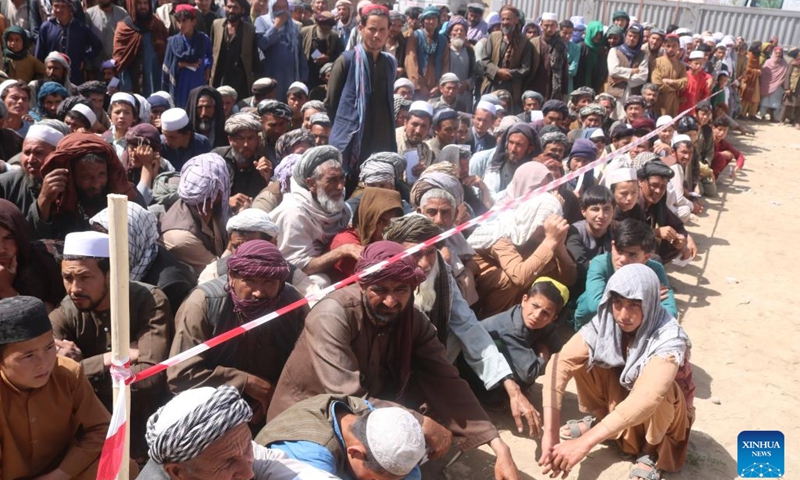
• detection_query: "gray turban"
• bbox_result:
[521,90,544,104]
[275,129,314,160]
[364,151,406,182]
[540,131,569,146]
[309,112,331,127]
[292,145,342,188]
[579,103,607,118]
[146,386,252,465]
[359,159,396,185]
[383,214,442,244]
[224,112,263,135]
[410,171,464,208]
[257,99,293,120]
[301,100,326,115]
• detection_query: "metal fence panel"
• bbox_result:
[510,0,800,46]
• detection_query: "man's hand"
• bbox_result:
[496,68,512,81]
[314,53,330,65]
[489,437,519,480]
[228,193,253,212]
[421,415,453,461]
[0,255,18,295]
[243,375,275,425]
[337,242,364,260]
[254,156,273,181]
[55,339,83,362]
[655,225,678,242]
[273,10,287,28]
[681,235,697,261]
[412,162,427,177]
[504,379,541,436]
[37,168,69,219]
[542,215,569,245]
[660,284,670,301]
[691,200,704,215]
[543,437,592,479]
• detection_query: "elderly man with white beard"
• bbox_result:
[269,146,357,287]
[383,214,542,438]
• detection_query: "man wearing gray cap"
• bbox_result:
[0,296,114,479]
[138,386,337,479]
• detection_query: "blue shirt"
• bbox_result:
[35,17,103,84]
[160,132,212,171]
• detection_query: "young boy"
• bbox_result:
[573,218,678,330]
[2,26,46,82]
[710,67,731,109]
[0,296,114,479]
[477,278,568,389]
[711,116,745,179]
[287,82,309,130]
[566,185,615,290]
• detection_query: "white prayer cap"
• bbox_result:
[606,167,637,185]
[541,12,558,21]
[288,81,309,95]
[25,124,64,147]
[0,79,18,97]
[679,36,692,49]
[672,134,692,146]
[702,35,714,44]
[475,100,497,116]
[656,115,673,128]
[110,92,137,108]
[674,27,691,36]
[689,50,705,60]
[226,208,279,238]
[721,35,734,46]
[630,15,638,23]
[64,231,110,258]
[438,72,460,86]
[152,90,175,108]
[712,31,724,41]
[394,77,415,92]
[366,408,426,476]
[590,128,606,140]
[161,108,190,132]
[691,33,701,40]
[70,103,97,126]
[408,100,434,117]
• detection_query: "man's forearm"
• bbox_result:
[302,247,347,275]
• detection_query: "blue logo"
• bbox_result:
[738,430,784,478]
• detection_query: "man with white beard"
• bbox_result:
[269,146,357,287]
[383,214,543,437]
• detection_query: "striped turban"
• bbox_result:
[146,386,252,465]
[364,152,406,183]
[275,129,314,160]
[178,153,231,217]
[224,112,263,135]
[90,202,159,282]
[274,153,302,193]
[292,145,342,189]
[410,171,463,208]
[355,241,426,288]
[359,159,396,185]
[227,239,290,280]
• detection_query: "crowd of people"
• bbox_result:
[0,0,788,478]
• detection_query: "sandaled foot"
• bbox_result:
[629,454,660,480]
[559,415,595,440]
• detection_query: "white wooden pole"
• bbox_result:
[108,194,130,480]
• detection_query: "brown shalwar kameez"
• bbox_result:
[267,284,498,451]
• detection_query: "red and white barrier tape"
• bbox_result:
[96,91,719,479]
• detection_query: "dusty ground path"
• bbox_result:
[421,121,800,480]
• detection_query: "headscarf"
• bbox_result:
[489,123,541,170]
[227,240,291,318]
[146,386,252,464]
[356,187,403,244]
[90,203,159,281]
[37,81,69,110]
[580,264,690,390]
[186,86,227,147]
[224,112,263,136]
[359,159,396,185]
[275,129,314,160]
[760,48,788,97]
[274,153,302,193]
[435,144,469,166]
[383,214,442,245]
[605,25,624,43]
[3,26,30,61]
[506,161,553,200]
[394,95,412,117]
[617,23,644,64]
[410,171,463,208]
[178,153,231,219]
[39,133,137,217]
[292,145,342,189]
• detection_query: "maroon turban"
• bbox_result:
[355,241,426,288]
[227,240,291,319]
[228,240,291,280]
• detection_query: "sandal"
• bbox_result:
[629,454,660,480]
[559,415,595,440]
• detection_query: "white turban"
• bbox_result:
[226,208,279,238]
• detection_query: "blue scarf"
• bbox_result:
[617,36,643,65]
[414,29,446,81]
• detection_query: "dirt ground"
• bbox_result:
[421,121,800,479]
